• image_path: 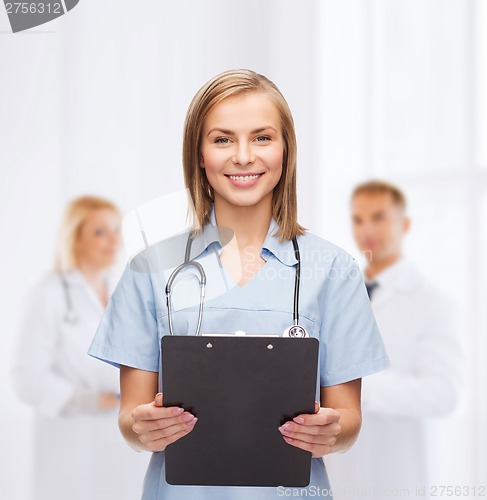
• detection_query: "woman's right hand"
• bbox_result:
[131,393,198,452]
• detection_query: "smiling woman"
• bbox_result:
[87,69,390,500]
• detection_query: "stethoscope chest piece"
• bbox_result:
[282,324,309,338]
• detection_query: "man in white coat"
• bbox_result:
[326,180,464,499]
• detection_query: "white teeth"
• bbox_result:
[228,174,260,182]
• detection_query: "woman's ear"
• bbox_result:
[199,153,205,168]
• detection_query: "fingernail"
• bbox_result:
[182,413,195,422]
[283,436,294,442]
[281,423,293,432]
[293,417,305,424]
[185,419,197,430]
[172,407,184,416]
[155,393,162,397]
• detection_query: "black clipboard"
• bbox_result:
[161,335,319,487]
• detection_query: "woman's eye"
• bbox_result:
[255,136,271,142]
[95,229,107,237]
[215,137,230,144]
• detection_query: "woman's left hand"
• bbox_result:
[278,402,341,458]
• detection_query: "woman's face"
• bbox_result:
[199,91,284,211]
[75,208,121,269]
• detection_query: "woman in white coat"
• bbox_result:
[12,196,148,500]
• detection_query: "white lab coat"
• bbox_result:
[12,270,149,500]
[325,258,464,500]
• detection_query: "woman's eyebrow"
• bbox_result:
[206,126,277,137]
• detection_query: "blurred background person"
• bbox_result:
[11,196,149,500]
[326,180,465,499]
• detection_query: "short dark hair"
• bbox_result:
[351,180,407,210]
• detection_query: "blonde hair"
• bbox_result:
[55,196,120,272]
[352,180,407,211]
[182,69,306,241]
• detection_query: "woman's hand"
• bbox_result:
[131,393,198,452]
[278,402,342,458]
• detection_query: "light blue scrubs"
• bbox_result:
[88,211,390,500]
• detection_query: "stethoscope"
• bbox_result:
[165,233,309,338]
[59,272,108,325]
[60,273,79,324]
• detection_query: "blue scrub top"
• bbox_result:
[88,212,390,500]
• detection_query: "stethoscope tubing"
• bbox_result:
[165,260,206,336]
[291,237,301,326]
[60,273,78,324]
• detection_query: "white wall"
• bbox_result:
[1,0,485,497]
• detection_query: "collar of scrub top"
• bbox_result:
[186,206,298,268]
[170,206,308,337]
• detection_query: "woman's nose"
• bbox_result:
[232,143,255,166]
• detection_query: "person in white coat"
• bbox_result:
[12,196,149,500]
[325,180,464,499]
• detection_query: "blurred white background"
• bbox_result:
[1,0,485,498]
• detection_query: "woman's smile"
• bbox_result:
[225,172,264,187]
